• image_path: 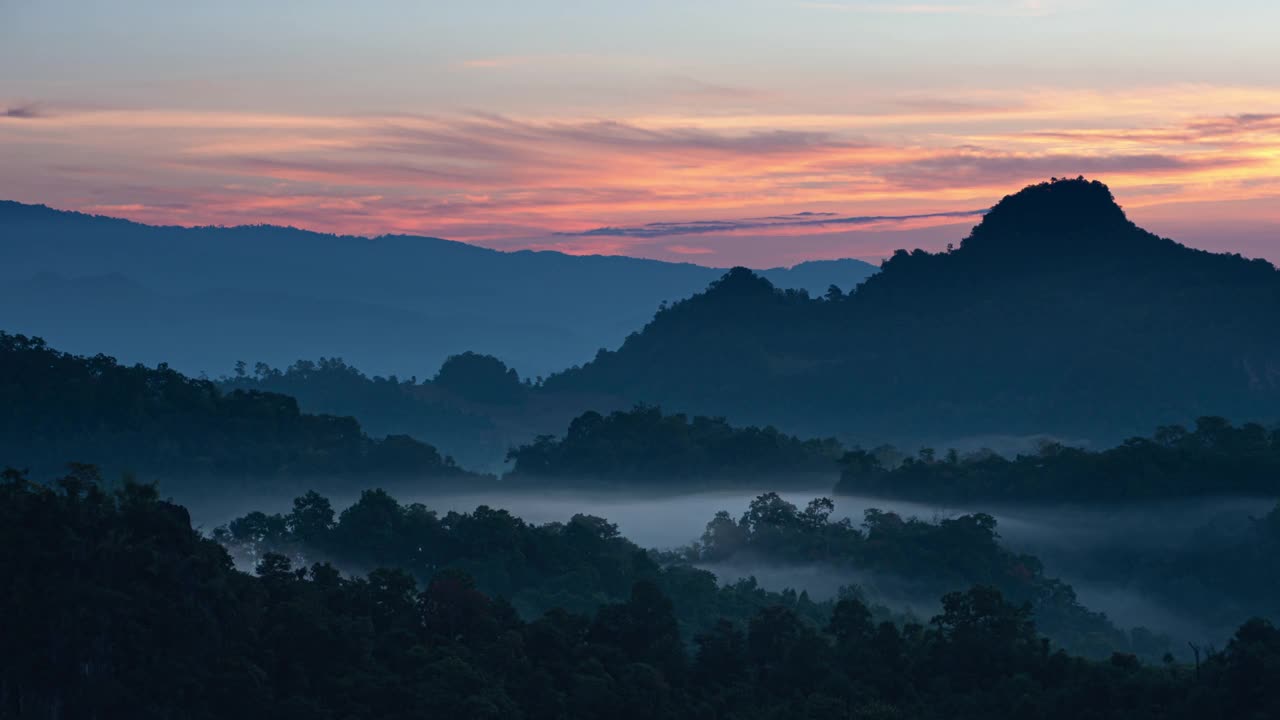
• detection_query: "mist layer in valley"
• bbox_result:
[185,480,1277,653]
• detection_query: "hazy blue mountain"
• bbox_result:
[0,201,877,378]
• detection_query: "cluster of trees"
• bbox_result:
[836,416,1280,502]
[216,485,836,641]
[505,406,843,487]
[226,351,530,407]
[432,351,529,404]
[689,493,1166,659]
[545,178,1280,445]
[220,354,511,470]
[8,468,1280,719]
[0,333,478,488]
[228,356,438,418]
[220,485,1210,662]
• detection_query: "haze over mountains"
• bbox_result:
[0,200,877,379]
[7,177,1280,711]
[6,178,1280,458]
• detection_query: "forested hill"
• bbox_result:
[0,200,876,379]
[0,332,482,489]
[505,406,844,487]
[545,178,1280,445]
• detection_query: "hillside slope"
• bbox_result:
[546,178,1280,445]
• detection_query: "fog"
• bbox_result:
[179,480,1277,649]
[163,479,1279,552]
[186,484,983,549]
[398,487,953,549]
[187,486,784,542]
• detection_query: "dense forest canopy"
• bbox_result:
[0,332,479,489]
[8,468,1280,719]
[505,406,843,487]
[545,178,1280,445]
[835,416,1280,502]
[219,482,1177,659]
[216,484,838,642]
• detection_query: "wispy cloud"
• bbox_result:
[879,151,1250,190]
[1185,113,1280,139]
[559,209,986,238]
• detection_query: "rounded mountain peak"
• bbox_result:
[960,177,1141,257]
[706,266,778,297]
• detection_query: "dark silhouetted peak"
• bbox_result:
[959,177,1148,258]
[706,267,778,297]
[433,351,525,404]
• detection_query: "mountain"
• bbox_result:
[0,201,877,379]
[544,178,1280,447]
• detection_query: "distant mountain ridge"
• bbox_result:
[0,200,878,378]
[545,178,1280,446]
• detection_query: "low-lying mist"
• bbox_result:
[180,477,1278,651]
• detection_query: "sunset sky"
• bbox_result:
[3,0,1279,266]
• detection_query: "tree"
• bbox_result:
[693,619,746,686]
[589,581,685,677]
[287,490,334,544]
[829,595,875,648]
[802,497,835,528]
[930,586,1041,681]
[745,492,800,532]
[433,351,525,404]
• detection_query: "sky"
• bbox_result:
[2,0,1279,267]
